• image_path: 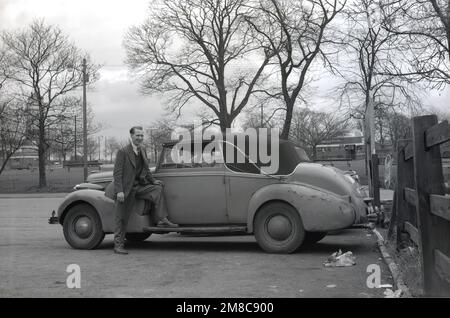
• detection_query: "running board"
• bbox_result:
[143,225,247,234]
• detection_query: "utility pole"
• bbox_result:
[365,7,377,197]
[260,103,264,128]
[82,58,88,181]
[104,137,108,163]
[74,116,77,161]
[365,92,375,196]
[98,136,101,161]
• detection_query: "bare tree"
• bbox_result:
[241,105,279,130]
[145,119,174,163]
[337,0,422,119]
[289,107,348,160]
[104,137,121,164]
[124,0,275,132]
[1,19,99,187]
[0,50,8,93]
[335,0,423,179]
[246,0,346,139]
[0,100,30,176]
[384,111,412,147]
[382,0,450,86]
[47,97,103,162]
[86,137,99,161]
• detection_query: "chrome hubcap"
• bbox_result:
[267,215,292,241]
[74,216,93,238]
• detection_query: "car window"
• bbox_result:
[158,142,223,169]
[223,141,261,174]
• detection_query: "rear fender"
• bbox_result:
[246,183,356,233]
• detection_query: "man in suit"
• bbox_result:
[113,126,178,254]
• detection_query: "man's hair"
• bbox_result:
[130,126,144,135]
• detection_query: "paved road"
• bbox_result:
[0,195,392,298]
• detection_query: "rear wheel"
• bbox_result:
[63,203,105,250]
[254,202,305,254]
[125,233,151,242]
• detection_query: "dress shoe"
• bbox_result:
[114,246,129,254]
[157,217,179,227]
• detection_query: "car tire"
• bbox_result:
[254,202,305,254]
[63,203,105,250]
[303,231,326,245]
[125,233,151,242]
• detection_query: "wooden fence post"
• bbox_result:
[396,139,416,248]
[412,115,450,297]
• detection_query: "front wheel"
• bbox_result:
[63,203,105,250]
[254,202,305,254]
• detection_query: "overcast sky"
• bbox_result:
[0,0,170,142]
[0,0,449,143]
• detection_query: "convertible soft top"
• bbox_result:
[162,133,310,175]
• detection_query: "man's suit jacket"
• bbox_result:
[113,143,155,199]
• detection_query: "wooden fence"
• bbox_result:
[395,115,450,297]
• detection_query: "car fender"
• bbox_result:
[57,190,151,233]
[246,183,356,233]
[57,189,115,232]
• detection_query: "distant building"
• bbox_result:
[316,129,365,161]
[9,142,39,169]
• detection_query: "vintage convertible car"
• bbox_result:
[50,136,370,254]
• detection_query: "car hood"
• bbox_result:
[86,167,156,184]
[286,162,362,197]
[87,171,113,184]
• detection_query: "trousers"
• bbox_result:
[114,183,168,247]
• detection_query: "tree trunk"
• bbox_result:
[1,144,5,161]
[312,145,317,161]
[0,153,13,176]
[219,115,232,135]
[281,100,295,140]
[38,123,47,188]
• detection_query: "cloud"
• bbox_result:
[0,0,170,139]
[0,0,149,65]
[88,76,166,137]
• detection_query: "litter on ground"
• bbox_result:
[323,250,356,267]
[383,289,402,298]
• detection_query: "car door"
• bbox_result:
[154,142,229,225]
[223,142,278,223]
